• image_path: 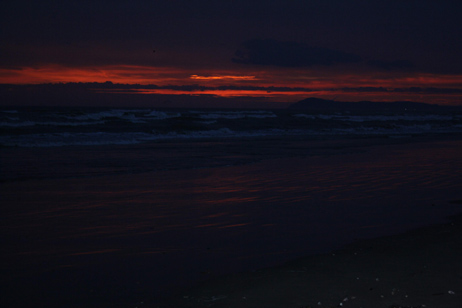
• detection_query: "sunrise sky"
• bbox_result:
[2,0,462,106]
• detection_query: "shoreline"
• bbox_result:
[158,213,462,308]
[2,133,462,183]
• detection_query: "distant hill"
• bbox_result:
[288,97,457,112]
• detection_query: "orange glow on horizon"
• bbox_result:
[1,64,461,105]
[2,64,462,88]
[190,75,257,81]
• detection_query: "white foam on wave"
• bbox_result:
[158,128,236,139]
[293,114,316,119]
[144,110,181,120]
[65,109,181,123]
[58,109,170,124]
[0,120,105,127]
[1,121,460,147]
[0,120,36,127]
[64,109,147,121]
[67,110,125,121]
[196,120,217,125]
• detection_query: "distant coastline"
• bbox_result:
[288,97,462,112]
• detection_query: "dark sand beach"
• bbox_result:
[159,213,462,308]
[2,135,462,307]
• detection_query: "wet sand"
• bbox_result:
[2,135,462,307]
[155,136,462,308]
[159,213,462,308]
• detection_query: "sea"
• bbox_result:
[1,107,462,148]
[1,106,462,307]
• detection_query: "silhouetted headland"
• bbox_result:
[288,97,461,112]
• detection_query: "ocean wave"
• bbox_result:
[0,128,299,147]
[1,107,461,147]
[144,110,181,119]
[0,124,454,147]
[65,109,145,121]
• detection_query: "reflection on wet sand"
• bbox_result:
[1,137,462,307]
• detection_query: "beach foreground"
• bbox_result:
[159,213,462,308]
[2,135,462,307]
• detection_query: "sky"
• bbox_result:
[1,0,462,106]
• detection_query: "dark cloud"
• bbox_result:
[232,39,362,67]
[367,59,415,70]
[2,1,461,73]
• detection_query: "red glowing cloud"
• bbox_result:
[1,64,461,105]
[190,75,258,81]
[0,65,189,85]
